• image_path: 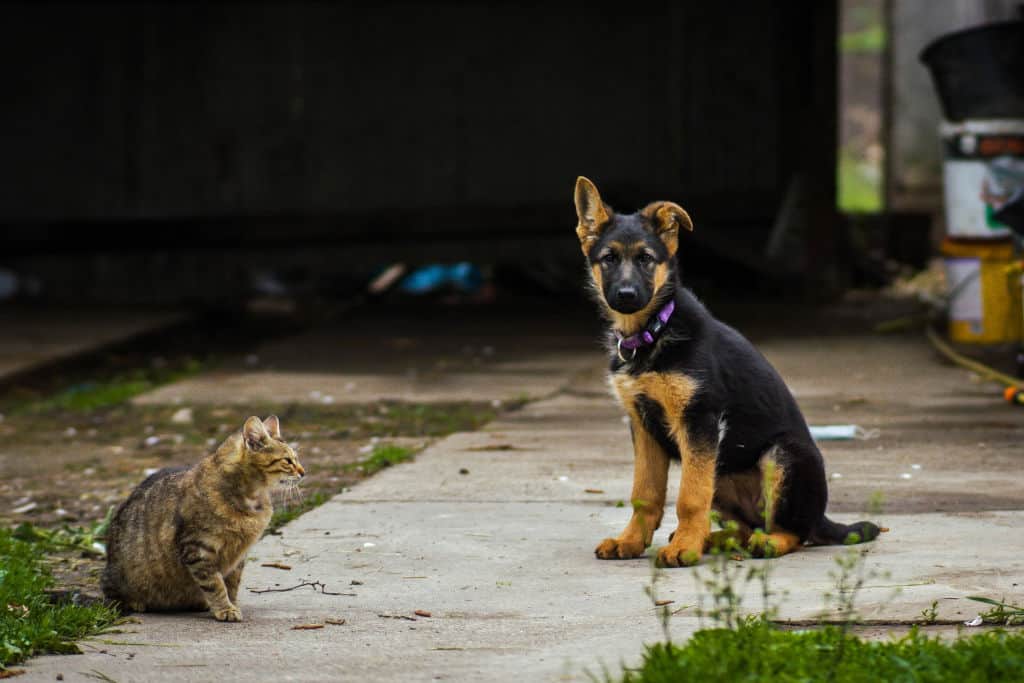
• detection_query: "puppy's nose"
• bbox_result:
[616,286,638,302]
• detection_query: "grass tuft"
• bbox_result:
[0,529,118,670]
[345,444,415,476]
[266,491,331,535]
[613,618,1024,683]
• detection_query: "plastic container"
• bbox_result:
[941,237,1021,344]
[940,119,1024,239]
[920,20,1024,122]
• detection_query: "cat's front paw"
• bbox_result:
[212,605,242,622]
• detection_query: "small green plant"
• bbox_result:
[344,444,415,476]
[11,507,115,558]
[920,600,939,625]
[967,596,1024,626]
[0,528,119,669]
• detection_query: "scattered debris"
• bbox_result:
[879,527,891,533]
[325,618,346,626]
[459,468,470,475]
[260,562,292,571]
[414,610,432,618]
[143,436,161,448]
[350,580,363,585]
[900,473,913,480]
[558,476,569,482]
[464,444,517,452]
[12,501,37,515]
[831,472,842,479]
[248,580,354,596]
[809,425,880,441]
[965,615,984,627]
[362,542,375,548]
[584,488,604,494]
[911,463,922,470]
[654,600,673,607]
[378,613,417,621]
[170,408,193,424]
[292,623,324,631]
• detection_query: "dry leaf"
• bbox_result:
[654,600,673,607]
[584,488,604,494]
[414,609,432,618]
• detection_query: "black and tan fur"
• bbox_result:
[102,416,304,621]
[574,176,879,567]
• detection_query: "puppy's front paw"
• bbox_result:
[595,537,646,560]
[213,605,242,622]
[655,543,702,568]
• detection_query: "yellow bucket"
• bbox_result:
[941,238,1022,344]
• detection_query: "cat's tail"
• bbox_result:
[807,516,880,546]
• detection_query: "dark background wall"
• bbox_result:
[0,1,837,300]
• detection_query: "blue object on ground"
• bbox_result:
[399,263,483,294]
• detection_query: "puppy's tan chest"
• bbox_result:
[610,371,699,419]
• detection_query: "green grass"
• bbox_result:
[345,444,415,476]
[610,618,1024,683]
[0,528,118,670]
[16,359,205,413]
[266,491,331,535]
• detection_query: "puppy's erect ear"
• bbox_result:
[641,201,693,257]
[574,176,611,255]
[263,415,281,439]
[243,416,270,450]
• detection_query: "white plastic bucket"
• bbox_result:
[940,119,1024,239]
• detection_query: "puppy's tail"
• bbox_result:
[808,516,880,546]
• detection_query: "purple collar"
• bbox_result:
[616,299,675,360]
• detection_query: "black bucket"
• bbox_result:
[920,19,1024,122]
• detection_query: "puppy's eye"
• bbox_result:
[637,253,655,266]
[600,253,618,265]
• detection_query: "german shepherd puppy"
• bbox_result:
[574,176,879,567]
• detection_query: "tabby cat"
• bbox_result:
[101,415,304,621]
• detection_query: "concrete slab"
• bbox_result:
[21,330,1024,682]
[0,308,185,380]
[135,316,599,405]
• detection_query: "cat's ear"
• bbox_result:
[243,416,270,450]
[263,415,281,439]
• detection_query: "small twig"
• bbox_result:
[248,580,354,596]
[292,623,324,630]
[261,562,292,570]
[378,613,417,621]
